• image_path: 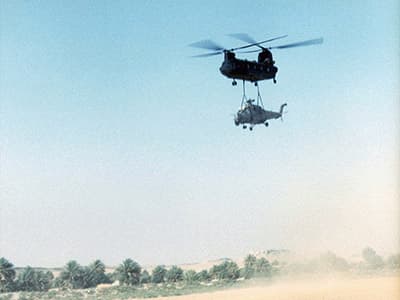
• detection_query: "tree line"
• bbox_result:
[0,257,245,293]
[1,247,399,293]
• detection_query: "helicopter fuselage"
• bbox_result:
[219,51,278,83]
[234,101,287,130]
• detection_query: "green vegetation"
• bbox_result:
[242,254,257,279]
[362,247,384,269]
[139,270,151,284]
[241,255,274,279]
[196,269,211,281]
[16,267,53,291]
[0,247,399,299]
[86,259,111,287]
[183,270,197,284]
[165,266,183,283]
[209,260,239,281]
[386,254,400,269]
[114,259,141,286]
[151,265,167,284]
[55,260,110,289]
[57,260,84,289]
[0,258,16,293]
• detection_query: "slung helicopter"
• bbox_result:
[190,34,323,85]
[235,99,287,131]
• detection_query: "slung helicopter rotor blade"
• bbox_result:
[188,39,225,51]
[269,37,323,49]
[191,51,223,58]
[230,34,288,51]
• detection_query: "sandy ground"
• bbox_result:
[146,276,400,300]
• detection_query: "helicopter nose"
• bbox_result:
[234,114,240,124]
[219,65,228,76]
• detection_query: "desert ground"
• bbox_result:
[149,275,400,300]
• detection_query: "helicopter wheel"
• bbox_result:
[243,125,247,129]
[273,78,277,84]
[254,82,258,86]
[265,122,269,127]
[249,127,253,131]
[232,80,237,86]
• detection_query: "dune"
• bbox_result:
[143,275,400,300]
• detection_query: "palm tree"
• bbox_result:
[89,260,105,274]
[151,265,167,284]
[140,270,151,284]
[210,261,239,281]
[86,259,109,287]
[255,258,271,276]
[183,270,197,284]
[17,266,36,291]
[243,254,257,278]
[197,270,210,282]
[59,260,84,289]
[115,259,141,286]
[165,266,183,283]
[37,270,54,291]
[0,257,16,292]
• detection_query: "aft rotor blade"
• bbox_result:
[188,39,225,51]
[269,37,323,49]
[191,51,222,58]
[231,35,288,51]
[238,49,261,54]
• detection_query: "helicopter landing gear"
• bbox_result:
[249,126,253,131]
[243,125,247,129]
[254,81,258,87]
[265,122,269,127]
[232,79,237,86]
[273,78,277,84]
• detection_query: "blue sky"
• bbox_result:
[1,1,399,267]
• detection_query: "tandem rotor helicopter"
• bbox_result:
[190,33,323,86]
[189,33,323,130]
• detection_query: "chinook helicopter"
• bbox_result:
[190,34,323,86]
[235,99,287,131]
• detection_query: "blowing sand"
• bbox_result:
[147,276,400,300]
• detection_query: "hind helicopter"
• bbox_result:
[235,99,287,131]
[190,33,323,86]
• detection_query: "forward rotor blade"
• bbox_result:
[231,35,288,51]
[191,51,222,58]
[228,33,257,44]
[188,39,225,51]
[269,37,323,49]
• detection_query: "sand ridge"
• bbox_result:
[140,276,400,300]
